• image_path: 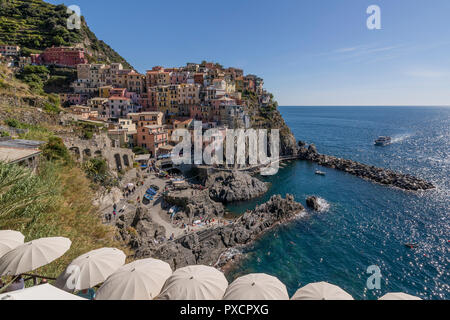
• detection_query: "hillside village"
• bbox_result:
[1,43,279,167]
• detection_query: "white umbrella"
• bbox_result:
[223,273,289,300]
[157,265,228,300]
[379,292,422,300]
[96,258,172,300]
[0,230,25,258]
[0,237,71,276]
[0,284,86,300]
[55,247,126,292]
[291,282,354,300]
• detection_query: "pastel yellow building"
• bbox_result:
[99,86,113,98]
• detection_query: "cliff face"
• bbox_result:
[0,0,132,68]
[243,92,297,156]
[206,171,268,203]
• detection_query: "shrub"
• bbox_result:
[5,118,20,128]
[132,146,149,155]
[43,102,60,114]
[83,158,118,188]
[41,137,71,164]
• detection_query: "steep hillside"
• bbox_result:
[243,91,298,156]
[0,0,132,68]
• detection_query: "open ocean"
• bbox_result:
[226,106,450,300]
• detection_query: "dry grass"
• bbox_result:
[0,162,130,279]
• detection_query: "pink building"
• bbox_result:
[31,46,88,67]
[59,93,87,106]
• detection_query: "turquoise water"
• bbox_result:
[227,106,449,300]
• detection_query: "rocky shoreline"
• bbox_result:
[205,171,269,203]
[133,194,304,270]
[297,142,435,191]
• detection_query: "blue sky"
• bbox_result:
[47,0,450,106]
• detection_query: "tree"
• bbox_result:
[41,137,71,163]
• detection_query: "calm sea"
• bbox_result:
[227,106,450,300]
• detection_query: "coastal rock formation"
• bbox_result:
[206,171,269,203]
[306,196,321,211]
[164,189,225,221]
[297,142,435,191]
[115,206,166,249]
[138,195,305,269]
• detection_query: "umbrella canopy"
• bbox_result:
[55,248,126,292]
[379,292,422,300]
[291,282,354,300]
[223,273,289,300]
[0,284,86,301]
[96,258,172,300]
[0,237,71,276]
[0,230,25,258]
[157,265,228,300]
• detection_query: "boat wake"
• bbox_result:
[391,133,412,144]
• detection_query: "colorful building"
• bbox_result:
[136,125,169,157]
[146,67,171,87]
[0,45,20,56]
[127,111,164,128]
[31,46,88,67]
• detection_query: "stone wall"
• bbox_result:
[62,133,135,171]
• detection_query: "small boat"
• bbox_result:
[374,136,392,146]
[404,243,418,249]
[315,170,326,176]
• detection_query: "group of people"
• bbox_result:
[105,203,118,222]
[123,183,137,198]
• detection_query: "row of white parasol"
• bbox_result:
[0,230,422,300]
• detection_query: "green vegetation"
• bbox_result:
[132,146,149,155]
[0,130,9,137]
[43,66,77,94]
[0,0,132,68]
[0,133,127,278]
[41,136,72,164]
[0,161,125,278]
[4,118,55,141]
[16,65,50,93]
[83,157,118,189]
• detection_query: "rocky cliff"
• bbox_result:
[206,171,268,203]
[164,189,226,222]
[136,195,305,269]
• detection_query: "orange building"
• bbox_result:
[136,125,168,157]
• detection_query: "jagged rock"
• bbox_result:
[308,144,318,154]
[115,206,166,249]
[206,171,268,203]
[298,144,434,191]
[164,189,225,221]
[142,194,305,269]
[306,196,320,211]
